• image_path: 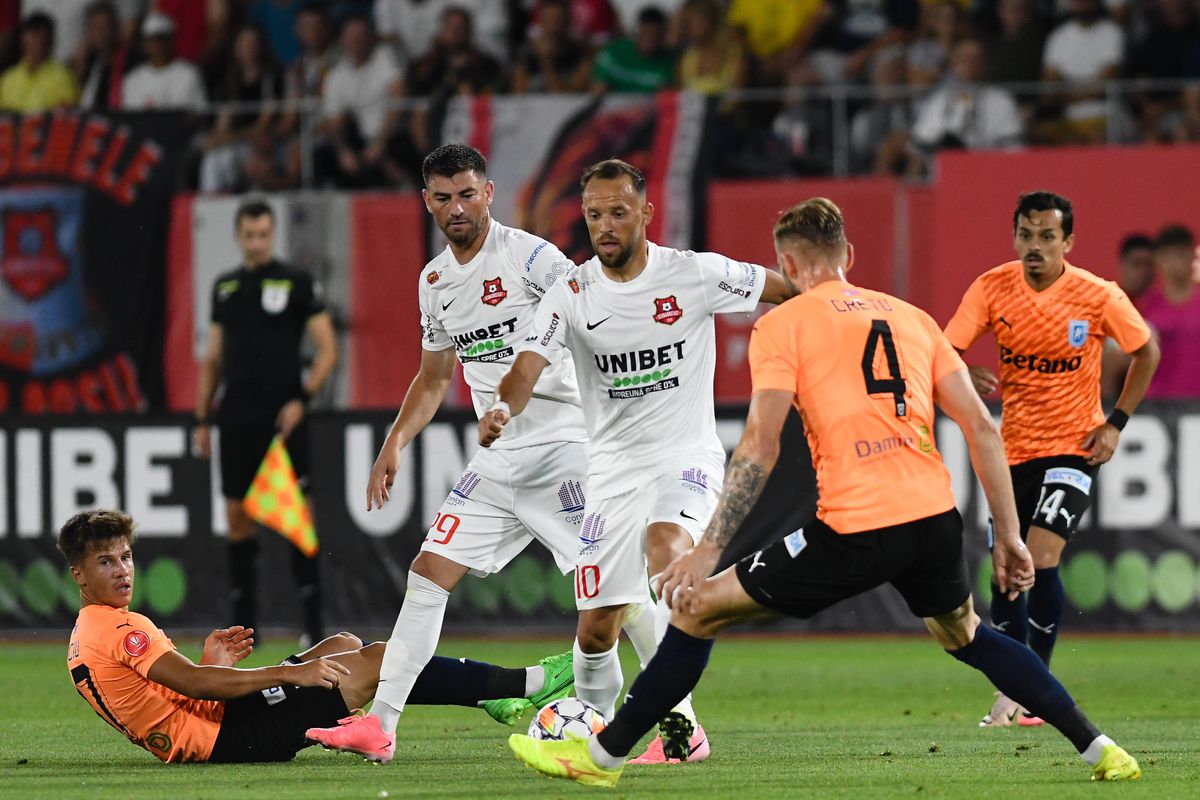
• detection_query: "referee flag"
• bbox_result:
[243,435,319,557]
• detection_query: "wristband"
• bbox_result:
[195,415,210,426]
[1106,409,1129,432]
[489,400,511,416]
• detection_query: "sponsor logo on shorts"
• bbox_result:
[481,277,508,306]
[452,471,482,499]
[681,468,709,495]
[783,528,807,558]
[122,630,150,657]
[1068,319,1089,348]
[557,480,586,514]
[1043,467,1092,494]
[653,295,683,325]
[261,685,287,705]
[579,513,605,556]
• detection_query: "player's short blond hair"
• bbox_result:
[773,198,847,254]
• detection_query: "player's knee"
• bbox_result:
[334,631,362,650]
[925,602,979,650]
[673,593,725,639]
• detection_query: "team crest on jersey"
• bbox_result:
[261,279,291,314]
[1068,319,1088,348]
[427,270,441,285]
[481,277,507,306]
[653,295,682,325]
[123,630,150,657]
[568,278,580,294]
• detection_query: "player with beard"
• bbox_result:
[481,159,795,762]
[306,145,663,763]
[943,191,1159,727]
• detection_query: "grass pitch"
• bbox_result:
[1,634,1197,799]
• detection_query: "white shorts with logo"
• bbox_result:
[420,441,587,577]
[575,453,724,610]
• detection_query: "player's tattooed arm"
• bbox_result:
[703,456,769,550]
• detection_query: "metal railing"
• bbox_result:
[190,77,1199,188]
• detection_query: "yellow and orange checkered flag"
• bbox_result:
[243,435,319,557]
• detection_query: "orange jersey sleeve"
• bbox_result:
[943,275,992,351]
[750,282,959,533]
[946,261,1143,464]
[1100,285,1152,354]
[68,605,224,763]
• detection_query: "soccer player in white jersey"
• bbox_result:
[481,159,795,762]
[306,145,660,763]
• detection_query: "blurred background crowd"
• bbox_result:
[0,0,1197,190]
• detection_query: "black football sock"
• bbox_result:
[949,624,1099,752]
[989,580,1028,644]
[228,538,259,631]
[595,625,713,760]
[289,545,323,641]
[1027,567,1064,667]
[407,657,526,706]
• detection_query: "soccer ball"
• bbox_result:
[527,697,608,741]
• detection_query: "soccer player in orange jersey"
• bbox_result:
[508,198,1141,786]
[944,192,1160,728]
[62,510,573,763]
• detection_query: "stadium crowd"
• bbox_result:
[0,0,1197,188]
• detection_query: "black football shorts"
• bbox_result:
[208,672,347,763]
[989,455,1098,545]
[735,508,971,620]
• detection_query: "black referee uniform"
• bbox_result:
[210,259,324,642]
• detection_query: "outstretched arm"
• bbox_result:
[147,649,350,701]
[934,367,1032,599]
[368,347,456,510]
[478,351,549,447]
[660,389,793,608]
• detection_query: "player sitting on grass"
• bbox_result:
[60,509,572,763]
[507,198,1141,786]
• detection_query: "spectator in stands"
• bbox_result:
[1037,0,1125,144]
[610,0,685,36]
[512,0,593,93]
[848,50,913,174]
[376,0,509,63]
[983,0,1044,84]
[1140,224,1200,399]
[121,12,207,111]
[807,0,920,85]
[557,0,620,47]
[287,2,335,102]
[765,62,833,175]
[0,12,79,112]
[23,0,92,64]
[200,25,286,192]
[405,7,505,99]
[726,0,824,84]
[250,0,303,66]
[592,6,676,93]
[906,0,965,89]
[1101,232,1156,398]
[1128,0,1198,141]
[75,1,127,110]
[909,37,1023,164]
[679,0,746,96]
[318,13,409,187]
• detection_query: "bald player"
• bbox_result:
[944,191,1159,727]
[507,197,1141,786]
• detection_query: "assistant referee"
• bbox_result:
[194,199,338,646]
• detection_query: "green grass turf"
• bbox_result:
[1,635,1197,799]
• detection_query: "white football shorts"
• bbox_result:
[419,440,587,576]
[575,452,725,610]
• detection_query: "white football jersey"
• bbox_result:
[419,219,586,449]
[521,242,766,498]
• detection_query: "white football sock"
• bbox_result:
[573,638,623,719]
[588,736,625,769]
[1081,734,1116,766]
[372,571,450,733]
[622,599,658,669]
[524,665,545,698]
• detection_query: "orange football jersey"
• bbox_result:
[944,261,1150,465]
